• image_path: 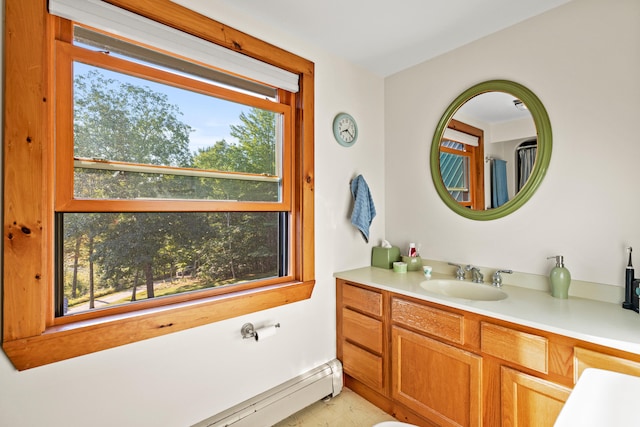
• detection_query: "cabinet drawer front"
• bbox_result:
[343,283,382,317]
[342,341,384,391]
[343,307,383,353]
[574,347,640,383]
[481,322,548,373]
[391,297,463,344]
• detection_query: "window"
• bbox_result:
[440,139,472,204]
[440,119,484,210]
[3,0,314,370]
[56,26,291,320]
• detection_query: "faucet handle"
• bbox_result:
[448,263,466,280]
[492,269,513,287]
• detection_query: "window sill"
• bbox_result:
[2,280,315,370]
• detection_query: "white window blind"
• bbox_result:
[443,128,479,146]
[48,0,300,93]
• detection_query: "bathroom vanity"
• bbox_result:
[335,267,640,427]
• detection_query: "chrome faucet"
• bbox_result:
[465,265,484,283]
[491,269,513,288]
[448,263,466,280]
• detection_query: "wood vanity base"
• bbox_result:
[336,279,640,427]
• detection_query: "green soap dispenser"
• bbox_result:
[547,255,571,299]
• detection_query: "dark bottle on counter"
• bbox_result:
[624,247,639,312]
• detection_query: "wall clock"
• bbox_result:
[333,112,358,147]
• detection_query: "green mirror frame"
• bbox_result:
[430,80,552,220]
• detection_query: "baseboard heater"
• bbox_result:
[193,359,343,427]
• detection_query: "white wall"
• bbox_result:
[385,0,640,289]
[0,2,386,426]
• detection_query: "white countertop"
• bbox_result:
[334,267,640,355]
[554,368,640,426]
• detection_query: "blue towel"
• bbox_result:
[491,159,509,208]
[350,175,376,242]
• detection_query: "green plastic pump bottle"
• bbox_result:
[547,255,571,299]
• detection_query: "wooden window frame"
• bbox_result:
[441,118,484,210]
[2,0,315,370]
[55,35,294,213]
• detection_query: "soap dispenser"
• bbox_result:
[547,255,571,299]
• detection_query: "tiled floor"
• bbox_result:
[273,387,397,427]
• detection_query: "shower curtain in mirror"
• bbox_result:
[517,145,537,191]
[491,159,508,208]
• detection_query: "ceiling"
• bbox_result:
[175,0,571,77]
[456,91,532,124]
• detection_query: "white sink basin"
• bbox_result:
[420,279,507,301]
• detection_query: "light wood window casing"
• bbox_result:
[440,118,484,210]
[2,0,315,370]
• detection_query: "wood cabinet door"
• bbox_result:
[501,367,571,427]
[392,326,482,427]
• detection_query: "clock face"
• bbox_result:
[333,113,358,147]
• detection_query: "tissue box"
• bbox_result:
[372,246,401,269]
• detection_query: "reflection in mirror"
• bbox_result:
[440,118,484,210]
[430,80,552,221]
[441,91,536,210]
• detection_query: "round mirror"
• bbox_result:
[430,80,551,220]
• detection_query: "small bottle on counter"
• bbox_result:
[408,243,417,257]
[547,255,571,299]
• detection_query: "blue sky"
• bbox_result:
[75,62,249,153]
[148,80,248,152]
